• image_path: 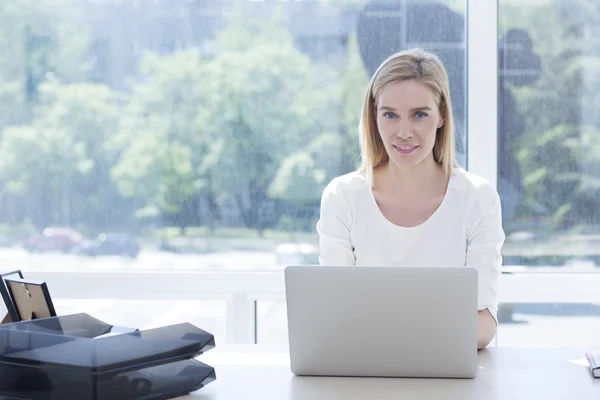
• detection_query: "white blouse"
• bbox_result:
[316,167,506,322]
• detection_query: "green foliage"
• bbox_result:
[269,152,326,204]
[0,0,376,235]
[338,34,369,171]
[200,16,335,231]
[0,81,122,229]
[504,0,600,231]
[269,34,367,206]
[0,0,90,126]
[107,7,343,233]
[0,0,509,239]
[516,124,580,226]
[112,50,207,218]
[317,0,366,12]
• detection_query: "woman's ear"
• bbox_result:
[437,116,445,129]
[437,106,445,128]
[436,95,446,128]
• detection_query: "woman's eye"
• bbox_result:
[383,112,396,119]
[415,111,428,119]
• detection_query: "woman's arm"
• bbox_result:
[478,309,497,349]
[316,179,356,266]
[466,182,506,349]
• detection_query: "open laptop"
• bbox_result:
[284,265,479,378]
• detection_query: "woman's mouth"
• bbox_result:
[393,144,419,154]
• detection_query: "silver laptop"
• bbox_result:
[284,265,478,378]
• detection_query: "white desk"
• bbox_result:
[180,346,600,400]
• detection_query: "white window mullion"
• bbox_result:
[466,0,499,189]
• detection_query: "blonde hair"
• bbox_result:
[358,48,457,186]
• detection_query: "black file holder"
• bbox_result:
[0,313,216,400]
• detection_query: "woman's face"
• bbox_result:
[375,79,445,170]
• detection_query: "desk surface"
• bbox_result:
[179,346,599,400]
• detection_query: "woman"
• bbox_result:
[316,48,505,349]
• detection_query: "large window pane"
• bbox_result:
[0,0,466,344]
[498,0,600,348]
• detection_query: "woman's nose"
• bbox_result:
[396,123,413,139]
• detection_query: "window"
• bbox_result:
[0,0,597,350]
[497,0,600,347]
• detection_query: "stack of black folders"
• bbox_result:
[0,269,217,400]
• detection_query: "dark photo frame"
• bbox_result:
[4,278,56,321]
[0,270,25,323]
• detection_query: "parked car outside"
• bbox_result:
[72,233,140,258]
[22,227,83,253]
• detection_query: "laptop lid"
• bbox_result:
[284,265,478,378]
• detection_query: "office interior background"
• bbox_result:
[0,0,598,348]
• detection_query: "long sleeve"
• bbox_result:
[466,182,506,324]
[316,180,356,266]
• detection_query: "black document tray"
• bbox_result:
[0,313,216,400]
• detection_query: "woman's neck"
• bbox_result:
[376,158,448,198]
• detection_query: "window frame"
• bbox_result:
[466,0,498,187]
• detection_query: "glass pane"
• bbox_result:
[0,0,466,343]
[498,0,600,348]
[256,300,288,344]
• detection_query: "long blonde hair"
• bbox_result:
[358,48,457,186]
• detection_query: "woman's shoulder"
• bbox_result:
[321,170,369,200]
[450,167,500,205]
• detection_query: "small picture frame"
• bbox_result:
[0,270,24,323]
[4,278,56,321]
